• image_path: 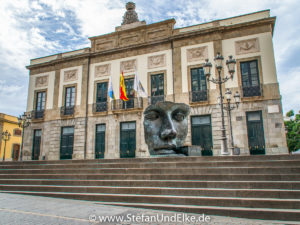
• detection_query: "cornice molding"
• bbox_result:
[26,17,275,71]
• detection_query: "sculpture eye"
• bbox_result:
[172,111,186,122]
[145,111,160,121]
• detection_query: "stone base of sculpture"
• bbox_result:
[150,145,202,157]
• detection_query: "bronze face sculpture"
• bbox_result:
[143,101,190,156]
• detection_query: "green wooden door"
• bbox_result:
[95,124,105,159]
[60,127,74,160]
[191,116,213,156]
[32,129,41,160]
[120,122,136,158]
[246,111,265,155]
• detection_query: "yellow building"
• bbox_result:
[0,113,23,161]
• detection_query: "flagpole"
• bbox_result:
[135,70,140,107]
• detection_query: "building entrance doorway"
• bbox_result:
[95,124,105,159]
[246,111,265,155]
[120,122,136,158]
[12,144,20,161]
[191,115,213,156]
[32,129,41,160]
[60,127,74,160]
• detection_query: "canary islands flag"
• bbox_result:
[120,72,129,101]
[108,75,115,100]
[133,70,148,97]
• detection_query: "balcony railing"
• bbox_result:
[31,110,44,119]
[148,95,165,105]
[112,98,143,111]
[60,106,74,116]
[242,86,261,97]
[189,90,208,102]
[93,102,108,112]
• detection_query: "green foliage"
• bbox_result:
[284,110,300,152]
[286,110,294,118]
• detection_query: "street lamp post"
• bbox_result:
[18,112,31,161]
[203,53,236,155]
[1,130,11,161]
[224,89,241,155]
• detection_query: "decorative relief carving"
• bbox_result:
[235,38,260,55]
[95,40,115,51]
[148,54,166,69]
[146,26,169,41]
[187,46,208,62]
[119,34,140,47]
[35,75,48,88]
[64,69,78,82]
[120,59,136,73]
[95,64,110,78]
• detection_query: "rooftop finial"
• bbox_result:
[122,2,139,25]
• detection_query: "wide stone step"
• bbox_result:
[0,179,299,189]
[99,202,300,221]
[0,185,299,199]
[0,155,299,166]
[2,191,300,210]
[0,174,299,181]
[0,167,299,175]
[1,160,300,169]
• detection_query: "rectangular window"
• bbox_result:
[190,67,207,102]
[95,124,106,159]
[240,60,261,97]
[151,73,164,105]
[191,115,213,156]
[13,128,22,136]
[35,91,46,118]
[60,126,74,160]
[123,78,135,109]
[64,86,75,115]
[32,129,42,160]
[95,82,108,112]
[246,111,265,155]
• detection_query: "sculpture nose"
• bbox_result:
[160,116,177,140]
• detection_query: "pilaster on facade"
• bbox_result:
[23,9,288,160]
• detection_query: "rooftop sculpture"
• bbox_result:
[122,2,139,25]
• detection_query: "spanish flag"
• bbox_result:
[120,72,129,101]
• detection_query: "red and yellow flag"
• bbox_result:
[120,72,129,101]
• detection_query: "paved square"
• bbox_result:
[0,193,292,225]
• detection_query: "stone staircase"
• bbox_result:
[0,155,299,222]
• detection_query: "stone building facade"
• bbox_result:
[23,5,288,160]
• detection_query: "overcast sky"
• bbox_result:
[0,0,299,117]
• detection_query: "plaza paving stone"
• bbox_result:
[0,193,296,225]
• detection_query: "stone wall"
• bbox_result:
[23,117,86,160]
[22,96,288,160]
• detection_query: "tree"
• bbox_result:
[284,110,300,152]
